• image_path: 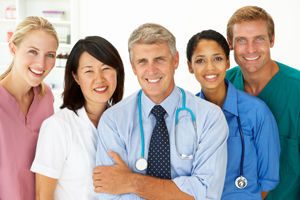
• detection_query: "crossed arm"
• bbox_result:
[93,150,194,200]
[93,107,228,200]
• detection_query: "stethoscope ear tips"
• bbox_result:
[235,176,247,189]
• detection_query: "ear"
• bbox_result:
[187,60,194,74]
[130,59,137,75]
[226,58,230,70]
[9,42,17,57]
[227,38,233,50]
[270,33,275,48]
[72,71,79,85]
[174,51,179,70]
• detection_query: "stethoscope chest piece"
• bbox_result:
[136,157,148,171]
[235,176,247,189]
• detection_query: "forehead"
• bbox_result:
[232,20,269,38]
[132,42,171,60]
[19,29,58,50]
[195,40,224,53]
[79,51,103,66]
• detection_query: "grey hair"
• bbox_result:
[128,23,177,62]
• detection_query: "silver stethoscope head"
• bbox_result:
[235,176,247,189]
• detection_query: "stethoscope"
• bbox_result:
[135,87,198,172]
[235,115,247,189]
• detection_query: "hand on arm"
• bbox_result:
[93,150,194,200]
[35,173,58,200]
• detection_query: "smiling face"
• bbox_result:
[11,29,58,87]
[229,19,274,74]
[131,42,179,104]
[73,51,117,107]
[188,39,230,92]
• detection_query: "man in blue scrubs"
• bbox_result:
[225,6,300,200]
[93,23,229,199]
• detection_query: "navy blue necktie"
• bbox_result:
[147,105,171,179]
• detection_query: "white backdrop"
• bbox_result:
[78,0,300,97]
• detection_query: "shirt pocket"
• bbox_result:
[170,115,196,173]
[279,136,300,175]
[171,115,196,155]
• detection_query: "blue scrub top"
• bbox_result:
[196,79,280,200]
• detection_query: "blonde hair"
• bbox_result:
[0,16,59,98]
[128,23,177,63]
[227,6,275,45]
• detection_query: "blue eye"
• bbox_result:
[47,54,55,58]
[257,38,264,41]
[29,50,37,54]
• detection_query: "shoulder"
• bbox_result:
[225,66,241,79]
[184,89,223,116]
[42,108,78,127]
[104,91,139,115]
[276,61,300,84]
[236,89,273,116]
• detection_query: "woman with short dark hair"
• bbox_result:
[31,36,125,200]
[186,30,280,200]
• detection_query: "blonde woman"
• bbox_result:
[0,16,58,200]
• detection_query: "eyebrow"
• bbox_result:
[82,63,105,69]
[28,46,57,54]
[195,53,223,58]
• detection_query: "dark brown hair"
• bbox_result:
[61,36,125,113]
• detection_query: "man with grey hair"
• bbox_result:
[93,23,228,200]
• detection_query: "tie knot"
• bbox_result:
[151,105,166,120]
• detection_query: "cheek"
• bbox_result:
[46,58,56,68]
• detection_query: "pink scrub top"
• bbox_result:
[0,83,54,200]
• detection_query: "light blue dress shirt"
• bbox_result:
[96,86,229,200]
[197,79,280,200]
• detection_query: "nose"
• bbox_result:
[147,62,157,75]
[35,55,45,68]
[95,71,105,82]
[246,42,256,54]
[205,60,215,70]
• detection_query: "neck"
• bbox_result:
[242,60,279,96]
[0,68,33,101]
[146,82,175,104]
[201,81,228,109]
[85,102,107,127]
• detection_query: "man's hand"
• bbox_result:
[93,150,134,195]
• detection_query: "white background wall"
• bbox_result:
[77,0,300,97]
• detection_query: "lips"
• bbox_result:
[94,86,108,92]
[205,75,217,79]
[244,56,260,61]
[147,78,161,83]
[29,67,44,75]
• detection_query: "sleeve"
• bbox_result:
[172,107,229,200]
[96,112,144,200]
[30,117,70,179]
[255,106,280,191]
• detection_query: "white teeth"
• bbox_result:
[148,78,160,83]
[244,56,260,60]
[205,75,217,79]
[30,68,43,75]
[94,86,107,91]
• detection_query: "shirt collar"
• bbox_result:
[77,106,96,128]
[141,85,180,118]
[199,79,238,116]
[222,79,238,116]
